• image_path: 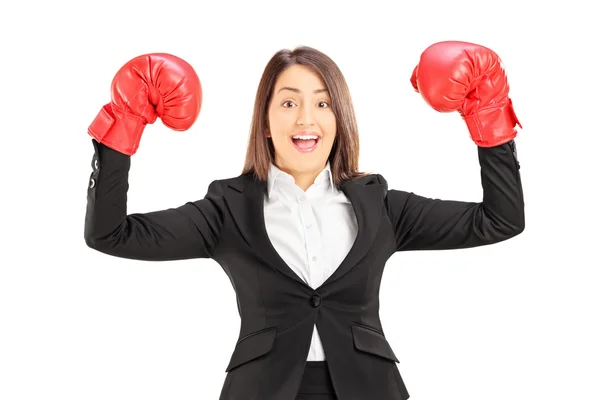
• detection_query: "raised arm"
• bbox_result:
[386,41,525,252]
[84,139,225,260]
[83,53,224,261]
[381,140,523,251]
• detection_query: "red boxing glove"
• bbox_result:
[88,53,202,155]
[410,41,522,147]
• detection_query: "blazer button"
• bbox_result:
[310,295,321,308]
[89,178,96,188]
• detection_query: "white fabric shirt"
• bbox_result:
[264,160,358,361]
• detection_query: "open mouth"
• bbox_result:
[291,136,320,153]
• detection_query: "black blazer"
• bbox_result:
[84,138,525,400]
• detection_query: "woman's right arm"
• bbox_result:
[84,139,225,261]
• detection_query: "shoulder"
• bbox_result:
[353,173,388,190]
[209,172,260,193]
[340,173,388,201]
[343,172,386,185]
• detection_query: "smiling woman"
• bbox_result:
[267,64,335,180]
[242,46,370,192]
[84,42,524,400]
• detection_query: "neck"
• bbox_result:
[293,173,318,192]
[276,162,325,192]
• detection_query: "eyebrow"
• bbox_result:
[276,86,329,95]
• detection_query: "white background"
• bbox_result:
[1,0,598,399]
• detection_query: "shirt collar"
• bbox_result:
[267,160,334,199]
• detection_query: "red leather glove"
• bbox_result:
[88,53,202,155]
[410,41,522,147]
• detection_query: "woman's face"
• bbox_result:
[267,64,336,177]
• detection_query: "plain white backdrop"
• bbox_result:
[1,0,598,399]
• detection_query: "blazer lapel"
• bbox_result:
[224,173,385,290]
[320,179,383,288]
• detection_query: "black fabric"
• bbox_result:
[297,361,336,397]
[84,138,525,400]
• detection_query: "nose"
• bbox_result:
[297,103,316,126]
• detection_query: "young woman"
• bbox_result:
[85,42,524,400]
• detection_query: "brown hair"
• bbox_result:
[241,45,370,187]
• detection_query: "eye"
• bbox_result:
[281,100,330,108]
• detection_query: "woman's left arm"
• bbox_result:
[384,40,525,252]
[380,139,524,252]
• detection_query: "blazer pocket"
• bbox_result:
[225,326,278,372]
[351,322,400,363]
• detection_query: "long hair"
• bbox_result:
[241,46,370,187]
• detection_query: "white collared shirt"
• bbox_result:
[264,160,358,361]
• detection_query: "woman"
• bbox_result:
[85,42,524,400]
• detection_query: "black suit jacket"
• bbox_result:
[84,138,524,400]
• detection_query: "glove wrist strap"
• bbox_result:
[462,98,522,147]
[88,104,147,156]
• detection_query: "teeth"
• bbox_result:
[292,135,318,140]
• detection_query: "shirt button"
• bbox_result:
[311,256,317,262]
[305,223,312,229]
[298,195,306,203]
